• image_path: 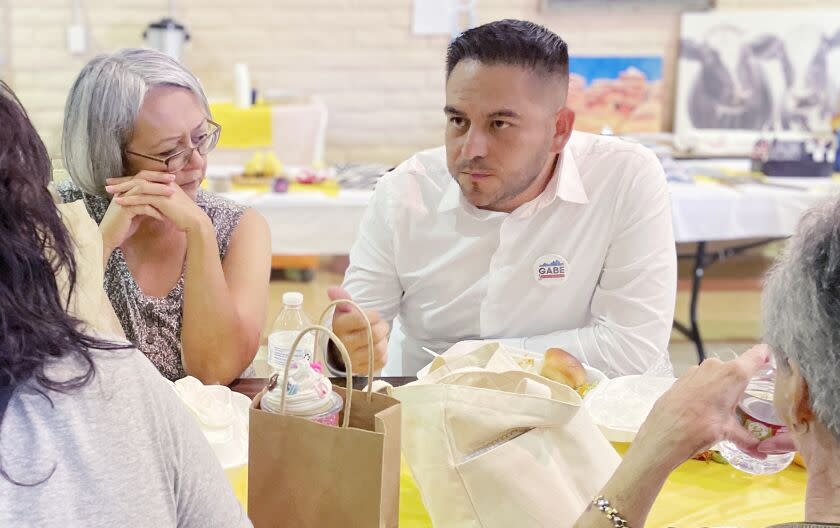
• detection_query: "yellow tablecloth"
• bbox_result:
[229,445,807,527]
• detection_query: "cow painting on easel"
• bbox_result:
[675,11,840,155]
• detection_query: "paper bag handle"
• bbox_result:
[276,324,353,429]
[318,299,376,402]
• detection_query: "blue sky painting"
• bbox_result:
[568,56,664,85]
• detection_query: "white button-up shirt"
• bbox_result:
[343,132,677,377]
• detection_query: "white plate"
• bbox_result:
[581,365,609,394]
[583,375,676,443]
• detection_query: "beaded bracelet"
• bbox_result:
[593,495,630,528]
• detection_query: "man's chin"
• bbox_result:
[462,191,493,209]
[454,180,483,203]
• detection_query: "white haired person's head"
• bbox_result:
[763,195,840,443]
[62,48,211,197]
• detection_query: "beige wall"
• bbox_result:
[4,0,838,165]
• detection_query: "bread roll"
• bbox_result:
[539,347,586,388]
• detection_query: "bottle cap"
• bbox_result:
[283,292,304,306]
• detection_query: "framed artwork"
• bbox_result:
[542,0,713,10]
[675,10,840,155]
[567,56,664,134]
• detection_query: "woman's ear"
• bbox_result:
[782,360,816,429]
[791,364,816,426]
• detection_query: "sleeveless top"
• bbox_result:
[56,180,247,381]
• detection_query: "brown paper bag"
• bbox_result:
[248,300,401,527]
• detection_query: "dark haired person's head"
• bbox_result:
[443,19,575,212]
[0,81,125,483]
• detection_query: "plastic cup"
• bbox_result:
[299,392,344,427]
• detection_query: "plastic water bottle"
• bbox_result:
[267,292,314,374]
[717,366,795,474]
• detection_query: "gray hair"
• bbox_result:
[62,48,210,197]
[763,195,840,442]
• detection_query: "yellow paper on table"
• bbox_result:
[229,444,807,527]
[210,102,272,149]
[694,174,725,185]
[224,465,248,512]
[397,443,807,528]
[230,179,272,193]
[230,454,806,527]
[289,180,340,196]
[400,458,433,528]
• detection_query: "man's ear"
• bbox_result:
[550,107,575,154]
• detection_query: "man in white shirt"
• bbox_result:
[329,19,677,377]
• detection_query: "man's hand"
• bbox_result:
[327,286,389,374]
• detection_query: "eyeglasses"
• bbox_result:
[126,119,221,173]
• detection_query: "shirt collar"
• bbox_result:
[436,143,590,215]
[437,177,463,213]
[553,145,589,205]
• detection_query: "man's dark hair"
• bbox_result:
[446,19,569,79]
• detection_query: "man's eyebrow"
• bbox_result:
[488,109,519,119]
[443,107,520,119]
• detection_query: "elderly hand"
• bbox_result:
[106,171,207,234]
[631,344,773,472]
[99,170,175,252]
[327,286,389,374]
[757,431,797,455]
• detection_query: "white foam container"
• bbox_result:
[583,375,676,443]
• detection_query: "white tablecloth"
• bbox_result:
[215,162,840,254]
[218,189,371,255]
[669,177,839,243]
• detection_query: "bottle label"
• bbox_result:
[737,398,787,441]
[267,331,314,369]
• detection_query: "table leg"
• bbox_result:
[673,242,707,363]
[688,241,707,363]
[673,238,783,364]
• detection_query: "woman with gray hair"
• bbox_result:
[57,49,271,385]
[575,196,840,527]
